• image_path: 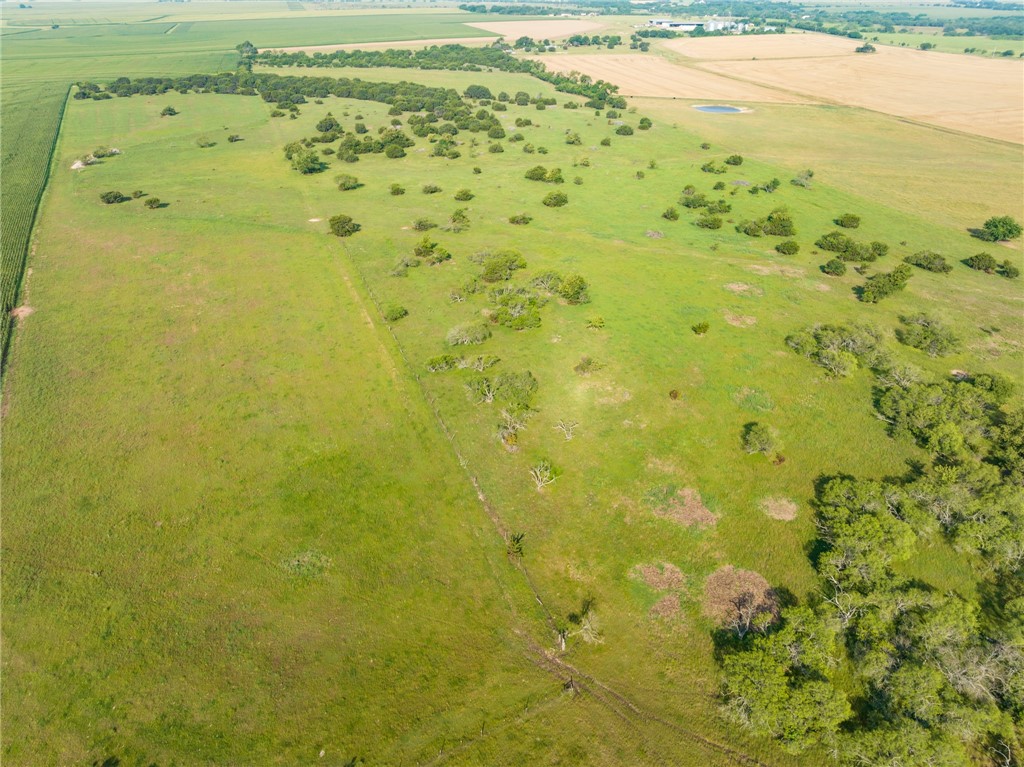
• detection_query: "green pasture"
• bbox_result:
[3,60,1020,764]
[868,30,1021,55]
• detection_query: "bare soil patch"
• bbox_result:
[632,562,686,591]
[724,311,756,327]
[724,282,762,296]
[702,565,778,626]
[649,593,682,619]
[468,19,603,39]
[10,306,34,320]
[760,497,798,521]
[535,54,809,103]
[271,37,498,53]
[746,263,804,278]
[645,485,717,528]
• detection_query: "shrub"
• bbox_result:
[446,208,470,233]
[454,188,474,201]
[859,264,913,303]
[896,313,960,357]
[479,249,526,282]
[692,321,710,335]
[131,190,145,199]
[488,125,506,139]
[724,154,743,166]
[696,214,722,229]
[226,134,242,143]
[422,184,442,194]
[835,213,861,228]
[473,167,482,174]
[822,259,847,276]
[557,274,590,304]
[389,183,405,196]
[869,241,889,259]
[545,168,564,184]
[291,149,325,174]
[713,181,726,191]
[565,132,582,145]
[336,174,360,191]
[446,323,491,346]
[383,305,408,322]
[976,215,1022,242]
[586,315,605,329]
[525,165,547,181]
[791,169,814,188]
[509,213,533,225]
[144,197,162,209]
[384,144,406,159]
[573,176,583,185]
[160,105,177,116]
[99,191,128,204]
[964,252,998,273]
[329,214,361,237]
[638,117,652,130]
[742,423,777,455]
[600,137,611,146]
[662,206,679,221]
[1000,260,1020,279]
[542,191,568,208]
[488,143,504,154]
[196,138,216,148]
[903,250,952,273]
[775,240,800,255]
[700,161,726,174]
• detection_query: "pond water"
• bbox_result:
[693,105,743,114]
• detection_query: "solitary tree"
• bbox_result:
[743,422,777,455]
[329,214,361,237]
[977,215,1022,242]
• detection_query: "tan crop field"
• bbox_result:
[664,32,867,60]
[535,54,810,103]
[701,46,1022,143]
[467,19,605,38]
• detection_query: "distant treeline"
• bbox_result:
[458,2,630,13]
[249,44,626,107]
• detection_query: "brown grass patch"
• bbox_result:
[702,565,778,626]
[724,311,756,327]
[632,562,686,591]
[649,593,682,619]
[468,19,603,39]
[646,486,717,528]
[724,282,763,296]
[760,497,798,521]
[534,53,808,103]
[746,263,805,278]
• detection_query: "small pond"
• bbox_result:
[693,105,744,114]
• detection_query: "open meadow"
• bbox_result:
[2,6,1023,766]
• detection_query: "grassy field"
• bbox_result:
[3,47,1021,763]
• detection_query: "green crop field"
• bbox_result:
[2,5,1023,766]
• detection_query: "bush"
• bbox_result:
[600,137,611,146]
[479,249,526,282]
[701,161,726,174]
[565,132,582,145]
[525,165,547,181]
[742,423,777,455]
[692,321,710,335]
[964,252,998,273]
[834,213,861,228]
[227,134,242,143]
[412,218,437,231]
[545,168,564,184]
[389,183,405,196]
[557,274,590,304]
[131,190,145,199]
[426,354,461,372]
[99,191,128,204]
[662,206,679,221]
[1001,260,1020,279]
[695,214,722,229]
[384,144,406,159]
[454,188,474,201]
[896,313,960,357]
[488,143,504,154]
[160,105,177,116]
[542,192,568,208]
[822,258,847,276]
[775,240,800,255]
[487,125,506,139]
[144,197,162,209]
[903,250,952,273]
[859,264,913,303]
[446,208,470,233]
[329,214,361,237]
[976,215,1022,242]
[713,181,726,190]
[422,184,442,194]
[615,125,634,136]
[336,174,360,191]
[446,323,491,346]
[195,137,216,148]
[638,117,653,130]
[383,305,408,322]
[724,154,743,166]
[509,213,533,225]
[291,149,325,174]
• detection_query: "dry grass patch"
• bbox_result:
[632,562,686,592]
[723,311,756,327]
[666,32,864,61]
[702,565,778,626]
[760,497,798,521]
[724,282,763,296]
[746,263,804,278]
[649,593,682,620]
[645,485,717,528]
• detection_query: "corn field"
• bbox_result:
[1,83,69,374]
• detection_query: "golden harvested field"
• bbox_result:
[700,44,1023,143]
[272,37,498,53]
[664,32,866,60]
[467,19,604,38]
[535,54,810,103]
